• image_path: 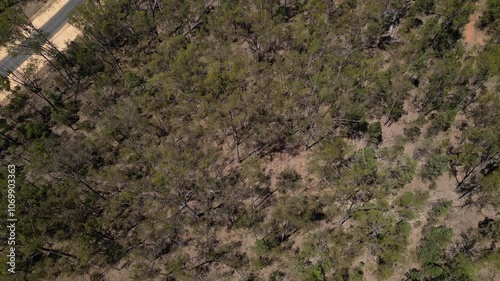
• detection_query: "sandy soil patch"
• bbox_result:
[50,22,80,49]
[380,98,420,149]
[463,0,487,50]
[264,149,314,188]
[0,47,9,61]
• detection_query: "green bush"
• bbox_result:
[124,71,145,89]
[397,191,429,208]
[414,0,435,14]
[349,267,364,281]
[386,100,405,122]
[417,226,453,265]
[310,263,325,281]
[367,122,383,145]
[234,210,264,229]
[431,199,453,218]
[255,239,270,254]
[478,0,500,28]
[277,168,302,191]
[51,100,81,127]
[24,121,50,139]
[428,110,458,135]
[420,153,449,181]
[269,270,286,281]
[404,125,421,142]
[399,208,416,220]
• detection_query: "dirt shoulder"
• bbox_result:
[31,0,71,28]
[0,0,80,105]
[0,0,71,61]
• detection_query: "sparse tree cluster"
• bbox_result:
[0,0,498,280]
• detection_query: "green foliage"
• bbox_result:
[420,153,449,181]
[345,104,369,136]
[404,125,421,142]
[417,226,453,265]
[428,109,458,135]
[273,195,324,231]
[430,0,475,55]
[269,270,286,281]
[124,71,145,89]
[414,0,435,14]
[430,199,453,218]
[478,45,500,77]
[352,207,412,276]
[2,0,498,279]
[277,168,302,191]
[311,263,325,281]
[397,191,430,208]
[255,239,270,254]
[479,0,500,28]
[311,138,349,182]
[51,100,81,127]
[367,122,382,145]
[476,169,500,208]
[349,267,364,281]
[65,40,105,78]
[347,147,379,187]
[395,191,429,220]
[0,74,9,91]
[407,223,495,281]
[387,99,405,122]
[379,155,417,192]
[24,121,49,139]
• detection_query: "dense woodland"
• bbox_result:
[0,0,499,280]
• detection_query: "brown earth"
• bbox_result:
[463,0,487,50]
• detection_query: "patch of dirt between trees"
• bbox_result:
[463,0,488,51]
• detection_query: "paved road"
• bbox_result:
[0,0,85,76]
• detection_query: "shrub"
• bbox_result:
[380,155,417,192]
[420,153,449,181]
[414,0,435,14]
[25,121,49,140]
[51,100,81,127]
[345,104,368,137]
[311,263,325,281]
[431,199,453,218]
[478,0,500,28]
[277,168,302,191]
[399,208,416,219]
[404,125,421,142]
[124,71,145,89]
[269,270,286,281]
[367,122,383,145]
[255,239,270,254]
[427,110,457,136]
[397,191,429,208]
[350,267,364,281]
[417,226,453,265]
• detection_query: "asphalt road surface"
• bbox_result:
[0,0,85,76]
